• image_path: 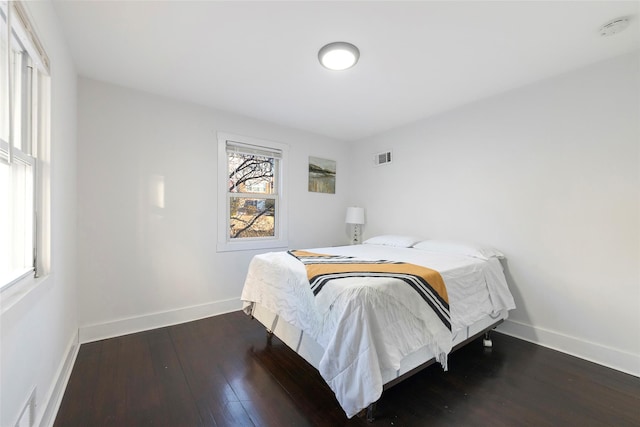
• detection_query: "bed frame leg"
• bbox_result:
[483,331,493,348]
[366,402,376,423]
[357,403,376,422]
[266,329,273,345]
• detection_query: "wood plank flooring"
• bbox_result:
[54,311,640,426]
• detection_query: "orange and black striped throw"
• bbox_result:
[288,250,450,330]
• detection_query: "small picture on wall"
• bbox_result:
[308,156,336,194]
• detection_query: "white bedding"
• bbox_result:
[241,244,515,418]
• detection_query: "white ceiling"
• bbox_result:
[52,1,639,142]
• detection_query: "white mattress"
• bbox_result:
[241,244,515,417]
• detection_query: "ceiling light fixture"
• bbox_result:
[599,16,631,37]
[318,42,360,71]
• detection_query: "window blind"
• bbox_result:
[226,140,282,159]
[3,1,49,74]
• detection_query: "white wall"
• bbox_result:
[348,52,640,375]
[0,2,78,426]
[76,78,350,341]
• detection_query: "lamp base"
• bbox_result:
[351,224,362,245]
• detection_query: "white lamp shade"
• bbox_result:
[345,207,365,224]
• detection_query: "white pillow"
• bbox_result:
[412,239,504,260]
[362,235,422,248]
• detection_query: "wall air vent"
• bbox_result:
[374,151,392,166]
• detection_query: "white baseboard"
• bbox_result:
[78,297,243,344]
[497,319,640,377]
[39,329,79,427]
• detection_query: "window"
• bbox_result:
[1,1,50,289]
[217,133,288,252]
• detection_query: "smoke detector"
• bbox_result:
[599,17,631,37]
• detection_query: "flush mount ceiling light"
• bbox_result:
[318,42,360,71]
[599,16,631,37]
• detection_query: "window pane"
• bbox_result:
[228,153,276,194]
[229,197,275,239]
[10,47,23,150]
[0,161,9,278]
[0,7,8,143]
[12,157,33,266]
[0,156,33,283]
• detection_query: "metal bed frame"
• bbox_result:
[249,302,504,422]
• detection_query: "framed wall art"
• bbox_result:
[308,156,336,194]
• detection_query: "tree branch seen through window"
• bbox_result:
[228,153,277,238]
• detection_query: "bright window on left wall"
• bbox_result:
[217,133,288,252]
[0,1,50,290]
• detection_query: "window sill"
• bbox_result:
[1,268,35,292]
[217,238,289,253]
[1,272,50,315]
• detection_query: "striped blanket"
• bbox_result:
[288,250,451,331]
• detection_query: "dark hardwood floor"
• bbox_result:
[54,311,640,426]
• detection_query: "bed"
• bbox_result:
[240,236,516,419]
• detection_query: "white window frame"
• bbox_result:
[1,1,50,291]
[217,132,288,252]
